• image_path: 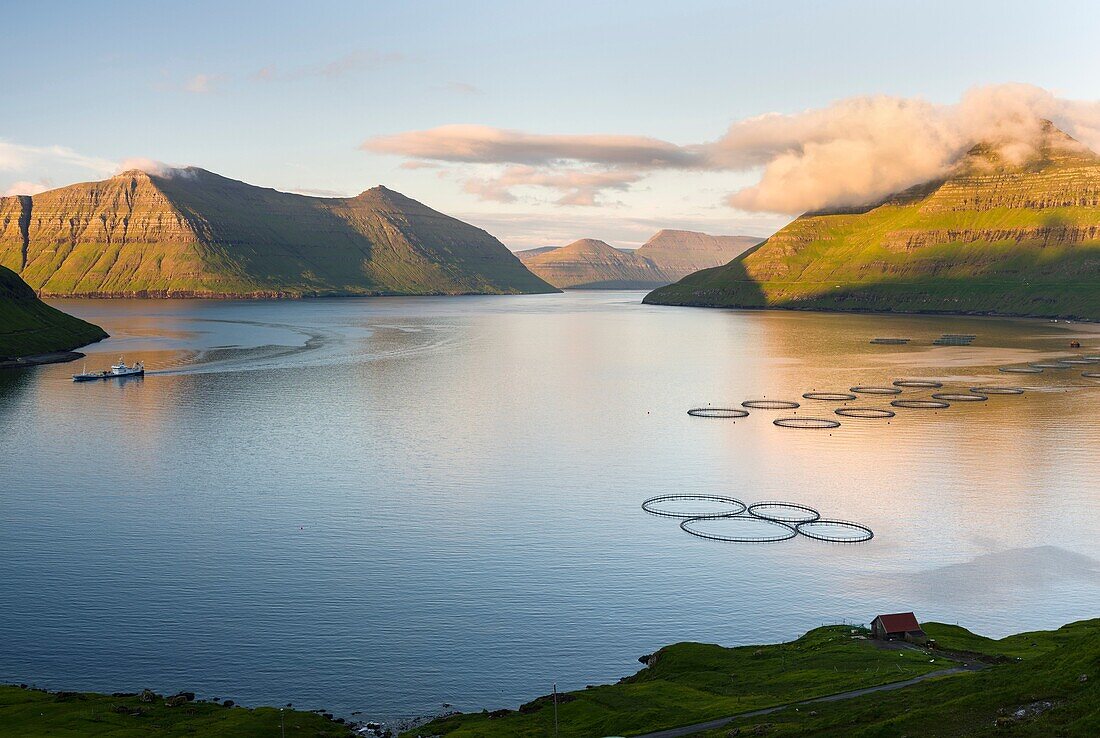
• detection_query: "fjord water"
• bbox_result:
[2,293,1098,722]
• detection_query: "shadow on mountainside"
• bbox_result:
[642,256,768,308]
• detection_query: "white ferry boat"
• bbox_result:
[73,357,145,382]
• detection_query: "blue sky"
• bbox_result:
[3,0,1098,247]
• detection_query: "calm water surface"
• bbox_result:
[2,292,1098,722]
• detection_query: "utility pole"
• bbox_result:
[553,683,559,737]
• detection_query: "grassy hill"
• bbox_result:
[0,169,557,297]
[408,619,1099,738]
[406,626,955,737]
[0,686,353,737]
[645,122,1100,320]
[0,266,106,360]
[700,619,1100,737]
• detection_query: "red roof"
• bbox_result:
[873,612,921,633]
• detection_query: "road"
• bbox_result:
[632,661,985,738]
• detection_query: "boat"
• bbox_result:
[73,357,145,382]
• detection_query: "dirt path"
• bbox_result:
[633,662,985,738]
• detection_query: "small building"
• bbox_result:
[870,612,926,642]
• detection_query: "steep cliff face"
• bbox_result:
[519,239,670,289]
[634,230,761,280]
[0,168,556,297]
[0,266,107,359]
[646,124,1100,320]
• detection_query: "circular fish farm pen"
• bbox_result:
[970,386,1025,395]
[892,379,943,389]
[1064,358,1099,365]
[641,494,746,519]
[680,515,798,543]
[999,366,1043,374]
[747,501,821,524]
[773,417,841,429]
[1029,361,1073,369]
[742,399,801,410]
[850,386,903,395]
[932,392,988,402]
[802,392,858,401]
[891,398,950,409]
[687,407,750,418]
[796,519,875,543]
[835,407,896,419]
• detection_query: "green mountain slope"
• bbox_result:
[645,123,1100,319]
[0,266,106,359]
[0,168,557,297]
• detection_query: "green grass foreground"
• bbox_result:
[0,686,354,737]
[0,266,106,360]
[407,626,956,737]
[698,619,1100,737]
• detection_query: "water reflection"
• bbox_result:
[1,293,1097,722]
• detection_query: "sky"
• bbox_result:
[2,0,1099,249]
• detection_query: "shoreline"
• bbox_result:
[0,683,382,737]
[0,350,86,371]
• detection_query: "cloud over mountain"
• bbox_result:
[363,84,1100,213]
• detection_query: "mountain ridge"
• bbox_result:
[645,122,1100,319]
[519,231,761,289]
[0,168,557,298]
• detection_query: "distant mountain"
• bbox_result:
[518,238,670,289]
[646,122,1100,320]
[0,168,557,297]
[0,266,106,359]
[513,246,559,259]
[518,231,761,289]
[635,230,762,279]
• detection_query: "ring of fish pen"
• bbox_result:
[1084,355,1100,361]
[680,514,798,543]
[932,392,988,402]
[773,417,841,429]
[795,519,874,543]
[747,501,821,524]
[1083,371,1100,379]
[802,392,858,401]
[641,494,747,519]
[741,399,801,410]
[970,386,1025,395]
[850,386,903,395]
[834,407,896,419]
[891,399,950,409]
[999,366,1043,374]
[687,407,750,418]
[1063,358,1099,365]
[1029,362,1073,369]
[892,380,943,389]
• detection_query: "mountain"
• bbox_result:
[0,266,106,360]
[518,231,760,289]
[0,168,557,297]
[646,122,1100,320]
[518,238,670,289]
[634,229,761,279]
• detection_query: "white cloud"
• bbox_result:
[363,84,1100,214]
[183,73,220,93]
[4,180,49,196]
[0,140,117,176]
